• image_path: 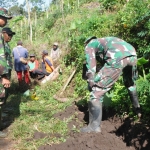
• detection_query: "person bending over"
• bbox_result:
[81,36,141,133]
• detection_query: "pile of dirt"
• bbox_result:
[38,103,150,150]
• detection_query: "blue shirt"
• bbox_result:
[12,45,28,71]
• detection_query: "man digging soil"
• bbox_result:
[81,36,141,133]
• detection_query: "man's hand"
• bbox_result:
[87,81,95,91]
[2,77,11,88]
[82,62,88,80]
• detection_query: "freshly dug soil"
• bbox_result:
[38,103,150,150]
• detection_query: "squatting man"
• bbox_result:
[81,36,141,133]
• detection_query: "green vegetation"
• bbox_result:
[3,0,150,148]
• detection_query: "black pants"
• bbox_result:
[32,63,50,79]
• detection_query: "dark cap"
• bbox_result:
[84,36,97,44]
[42,50,48,55]
[17,41,23,45]
[2,27,15,35]
[30,54,35,57]
[0,8,12,19]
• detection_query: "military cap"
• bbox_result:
[0,8,12,19]
[2,27,15,35]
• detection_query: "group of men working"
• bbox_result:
[27,42,60,81]
[0,7,142,138]
[12,37,60,88]
[0,7,61,137]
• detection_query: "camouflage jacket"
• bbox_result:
[0,29,11,76]
[4,41,12,70]
[85,37,137,81]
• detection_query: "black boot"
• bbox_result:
[0,107,7,138]
[80,100,102,133]
[128,90,141,118]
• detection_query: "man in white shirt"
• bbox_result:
[50,42,61,62]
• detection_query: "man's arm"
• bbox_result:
[45,58,54,71]
[85,44,96,83]
[0,34,9,75]
[82,61,88,80]
[0,35,10,88]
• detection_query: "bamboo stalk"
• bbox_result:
[60,68,76,95]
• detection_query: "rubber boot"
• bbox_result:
[0,106,7,138]
[80,100,102,133]
[128,90,141,118]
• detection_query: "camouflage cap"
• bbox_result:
[0,8,12,19]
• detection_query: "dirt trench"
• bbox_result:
[38,103,150,150]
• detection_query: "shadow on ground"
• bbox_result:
[38,100,150,150]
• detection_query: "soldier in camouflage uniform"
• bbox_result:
[81,36,141,133]
[1,27,15,99]
[0,8,12,138]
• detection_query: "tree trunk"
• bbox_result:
[77,0,79,8]
[60,0,65,25]
[26,0,30,26]
[30,21,32,43]
[26,0,32,43]
[21,20,22,39]
[68,0,70,9]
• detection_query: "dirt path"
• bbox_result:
[0,138,14,150]
[38,103,150,150]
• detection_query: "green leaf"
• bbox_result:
[76,20,82,25]
[70,22,76,30]
[137,57,148,66]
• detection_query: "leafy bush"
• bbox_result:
[99,0,126,10]
[115,0,150,56]
[136,73,150,121]
[110,78,131,116]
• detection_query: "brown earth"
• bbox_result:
[0,139,14,150]
[0,101,150,150]
[38,103,150,150]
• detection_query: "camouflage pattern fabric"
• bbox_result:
[0,32,9,75]
[0,29,11,101]
[4,41,13,72]
[85,37,138,102]
[0,8,12,19]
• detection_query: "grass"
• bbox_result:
[4,2,110,149]
[4,67,77,150]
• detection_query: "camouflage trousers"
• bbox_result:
[90,56,138,102]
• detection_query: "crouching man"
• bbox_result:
[81,36,141,133]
